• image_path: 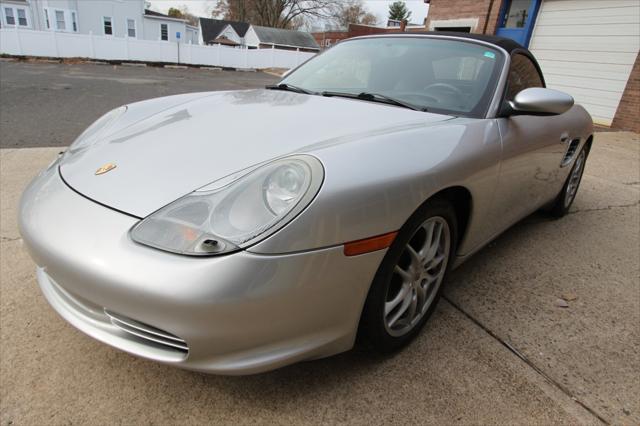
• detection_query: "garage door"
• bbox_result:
[529,0,640,126]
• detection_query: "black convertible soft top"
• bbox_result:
[407,31,527,53]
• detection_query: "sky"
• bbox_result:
[147,0,429,27]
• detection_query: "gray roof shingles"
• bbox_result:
[252,26,319,50]
[199,18,250,43]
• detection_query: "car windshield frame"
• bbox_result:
[280,35,509,119]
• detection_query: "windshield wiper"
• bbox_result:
[322,91,427,112]
[265,83,316,95]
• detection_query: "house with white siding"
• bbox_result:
[199,17,319,52]
[0,0,198,44]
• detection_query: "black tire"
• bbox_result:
[549,146,588,218]
[358,198,457,353]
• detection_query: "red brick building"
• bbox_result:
[425,0,639,132]
[312,23,426,50]
[312,30,349,50]
[611,54,639,133]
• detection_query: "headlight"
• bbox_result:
[68,106,127,153]
[130,155,324,256]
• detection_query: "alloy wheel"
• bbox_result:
[384,217,450,337]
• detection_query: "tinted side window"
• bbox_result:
[506,53,543,100]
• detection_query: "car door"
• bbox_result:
[492,52,570,233]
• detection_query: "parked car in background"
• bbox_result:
[19,33,593,374]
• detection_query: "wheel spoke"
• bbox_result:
[387,287,413,327]
[426,222,443,260]
[406,292,418,323]
[405,245,422,269]
[427,253,446,270]
[394,265,412,283]
[385,282,410,315]
[423,221,435,251]
[423,272,437,289]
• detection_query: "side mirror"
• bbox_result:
[504,88,574,116]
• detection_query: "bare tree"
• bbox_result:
[330,0,377,29]
[214,0,338,29]
[167,5,199,26]
[212,0,253,22]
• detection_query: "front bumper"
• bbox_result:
[19,166,385,374]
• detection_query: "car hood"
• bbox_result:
[60,89,452,218]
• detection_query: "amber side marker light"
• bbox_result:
[343,231,398,256]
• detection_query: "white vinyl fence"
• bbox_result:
[0,28,316,69]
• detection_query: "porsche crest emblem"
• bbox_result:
[95,163,117,175]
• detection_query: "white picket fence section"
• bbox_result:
[0,28,316,69]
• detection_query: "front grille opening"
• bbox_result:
[104,310,188,353]
[561,138,581,167]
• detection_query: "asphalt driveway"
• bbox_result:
[0,60,277,148]
[0,61,638,425]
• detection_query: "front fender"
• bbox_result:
[250,118,503,255]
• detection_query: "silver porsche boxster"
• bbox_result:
[19,33,593,374]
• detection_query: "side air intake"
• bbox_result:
[561,138,581,167]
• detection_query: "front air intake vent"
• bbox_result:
[561,138,581,167]
[104,310,188,353]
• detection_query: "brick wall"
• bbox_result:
[347,24,399,38]
[311,31,349,49]
[425,0,504,34]
[612,53,640,133]
[312,24,434,50]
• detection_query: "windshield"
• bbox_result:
[281,37,505,117]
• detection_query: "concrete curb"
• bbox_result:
[0,54,264,73]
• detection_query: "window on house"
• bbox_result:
[127,19,136,37]
[503,0,531,28]
[4,8,14,25]
[506,53,544,100]
[44,9,50,29]
[103,16,112,35]
[55,10,65,30]
[71,11,77,32]
[160,23,168,41]
[17,8,27,26]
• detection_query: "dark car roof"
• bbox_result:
[409,31,527,54]
[368,31,530,56]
